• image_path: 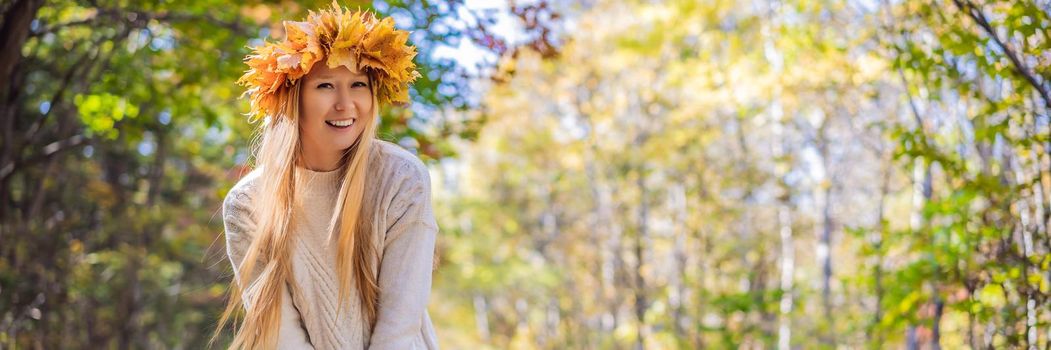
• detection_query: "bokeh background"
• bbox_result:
[2,0,1050,348]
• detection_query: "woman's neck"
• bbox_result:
[300,149,343,172]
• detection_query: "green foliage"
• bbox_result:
[858,0,1051,347]
[74,93,140,139]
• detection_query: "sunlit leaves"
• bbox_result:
[74,93,140,139]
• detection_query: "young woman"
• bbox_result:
[212,4,438,349]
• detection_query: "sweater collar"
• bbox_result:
[295,165,343,199]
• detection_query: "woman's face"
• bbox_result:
[299,63,373,160]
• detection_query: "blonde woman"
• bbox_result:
[212,3,438,349]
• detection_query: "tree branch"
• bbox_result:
[952,0,1051,110]
[0,134,86,181]
[7,27,130,187]
[22,38,98,147]
[31,7,254,39]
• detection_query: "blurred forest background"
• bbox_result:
[1,0,1049,348]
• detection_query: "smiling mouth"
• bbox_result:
[325,119,355,129]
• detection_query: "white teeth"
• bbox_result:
[327,119,354,127]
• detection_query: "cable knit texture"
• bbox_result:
[223,140,440,350]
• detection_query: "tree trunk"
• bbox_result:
[473,293,491,342]
[871,157,892,345]
[0,0,45,222]
[814,128,836,345]
[669,183,688,341]
[632,167,648,350]
[762,1,793,349]
[0,0,43,97]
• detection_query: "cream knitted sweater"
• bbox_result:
[223,140,439,349]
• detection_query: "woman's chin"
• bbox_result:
[332,137,364,151]
[331,142,357,153]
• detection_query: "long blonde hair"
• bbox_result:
[211,74,384,349]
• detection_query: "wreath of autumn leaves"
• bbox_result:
[237,1,421,122]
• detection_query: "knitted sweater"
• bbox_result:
[223,140,439,349]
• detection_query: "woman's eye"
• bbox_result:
[353,81,368,88]
[317,83,333,89]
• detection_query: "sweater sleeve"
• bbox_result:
[223,185,315,349]
[368,162,439,350]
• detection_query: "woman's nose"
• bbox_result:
[334,91,353,112]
